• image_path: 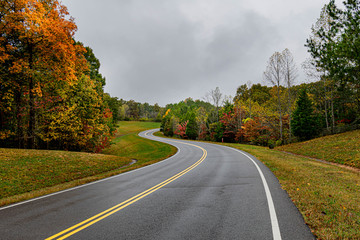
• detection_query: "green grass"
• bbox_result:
[115,121,160,136]
[0,121,176,207]
[277,129,360,168]
[103,121,176,169]
[0,149,130,199]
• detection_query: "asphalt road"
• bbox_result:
[0,129,314,240]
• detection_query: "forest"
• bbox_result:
[0,0,163,152]
[1,0,359,151]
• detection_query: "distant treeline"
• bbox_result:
[115,99,164,122]
[161,79,359,146]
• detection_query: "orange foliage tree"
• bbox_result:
[236,117,275,146]
[0,0,114,151]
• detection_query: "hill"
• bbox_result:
[277,129,360,169]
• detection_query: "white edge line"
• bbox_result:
[224,146,282,240]
[145,130,282,240]
[0,129,180,211]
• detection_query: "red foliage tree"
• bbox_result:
[174,120,188,139]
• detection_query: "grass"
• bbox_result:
[0,121,176,207]
[277,129,360,169]
[115,121,160,136]
[156,131,360,239]
[103,121,176,169]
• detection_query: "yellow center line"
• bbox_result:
[45,139,207,240]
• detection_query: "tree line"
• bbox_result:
[2,0,358,151]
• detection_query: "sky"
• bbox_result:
[61,0,336,106]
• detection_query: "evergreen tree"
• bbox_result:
[292,89,320,141]
[185,111,198,140]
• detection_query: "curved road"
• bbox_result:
[0,129,314,239]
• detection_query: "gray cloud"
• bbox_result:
[62,0,329,106]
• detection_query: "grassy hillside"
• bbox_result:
[277,129,360,168]
[103,121,176,170]
[0,121,176,206]
[0,149,130,199]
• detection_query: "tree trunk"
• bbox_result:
[287,88,292,143]
[330,85,335,131]
[249,99,252,118]
[323,78,329,130]
[331,97,335,130]
[28,45,36,149]
[15,90,23,148]
[277,86,283,140]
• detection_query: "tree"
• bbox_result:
[325,0,360,85]
[282,49,297,142]
[83,45,106,94]
[0,1,117,152]
[305,4,337,130]
[0,0,86,148]
[233,84,249,103]
[185,111,198,140]
[104,94,120,123]
[237,117,273,146]
[247,81,253,118]
[306,1,360,127]
[264,51,284,140]
[204,87,223,121]
[196,107,208,140]
[292,89,320,141]
[174,120,188,139]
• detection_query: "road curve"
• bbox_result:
[0,129,314,240]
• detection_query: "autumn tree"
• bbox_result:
[174,120,188,139]
[0,0,87,148]
[264,51,284,140]
[0,0,117,152]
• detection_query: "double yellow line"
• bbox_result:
[46,141,207,240]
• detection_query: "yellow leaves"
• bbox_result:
[32,82,42,97]
[0,130,14,140]
[0,0,111,152]
[163,109,171,118]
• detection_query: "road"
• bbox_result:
[0,129,314,239]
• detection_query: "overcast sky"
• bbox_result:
[62,0,336,106]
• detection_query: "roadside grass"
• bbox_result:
[0,149,130,205]
[0,121,176,207]
[115,121,160,136]
[155,131,360,239]
[103,122,177,170]
[277,129,360,169]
